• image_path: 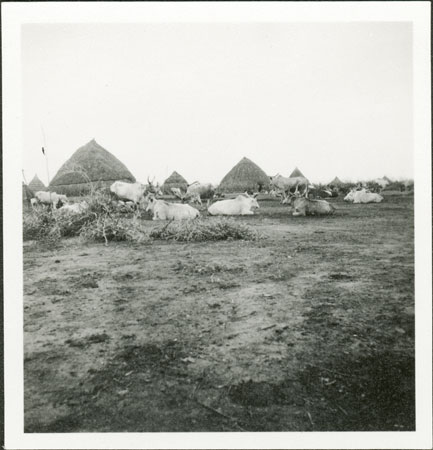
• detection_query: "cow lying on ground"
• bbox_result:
[344,188,383,203]
[57,201,89,214]
[34,191,68,208]
[307,187,333,199]
[290,196,335,216]
[207,193,259,216]
[146,195,200,220]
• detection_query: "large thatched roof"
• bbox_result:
[218,157,270,193]
[289,167,306,178]
[162,171,188,194]
[49,139,135,195]
[28,174,46,192]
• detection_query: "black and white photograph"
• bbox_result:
[2,2,432,449]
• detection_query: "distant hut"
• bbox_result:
[289,167,307,179]
[28,174,46,192]
[329,176,343,187]
[49,139,135,196]
[162,171,188,195]
[22,183,34,210]
[218,157,270,193]
[382,175,392,183]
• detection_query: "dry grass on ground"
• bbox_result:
[23,192,414,432]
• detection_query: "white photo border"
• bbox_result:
[2,2,431,449]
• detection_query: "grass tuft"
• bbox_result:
[80,216,149,244]
[149,217,260,242]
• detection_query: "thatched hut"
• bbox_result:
[218,157,270,193]
[162,171,188,195]
[289,167,307,179]
[28,174,46,192]
[329,176,343,186]
[22,183,34,210]
[49,139,135,196]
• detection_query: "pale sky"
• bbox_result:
[22,22,413,186]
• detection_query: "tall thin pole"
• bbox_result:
[40,124,53,208]
[40,124,50,186]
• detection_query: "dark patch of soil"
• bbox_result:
[65,333,110,348]
[298,352,415,431]
[329,273,353,280]
[229,379,304,407]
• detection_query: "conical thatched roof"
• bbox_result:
[218,157,270,193]
[382,175,392,183]
[330,176,343,186]
[289,167,306,178]
[49,139,135,195]
[29,174,46,192]
[162,171,188,195]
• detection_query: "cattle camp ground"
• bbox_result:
[22,145,415,432]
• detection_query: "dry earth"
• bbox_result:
[24,192,414,432]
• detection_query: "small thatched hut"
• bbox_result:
[28,174,46,192]
[329,176,343,186]
[289,167,307,179]
[49,139,135,196]
[218,157,270,193]
[22,183,34,209]
[162,171,188,195]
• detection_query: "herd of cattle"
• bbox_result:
[29,175,388,221]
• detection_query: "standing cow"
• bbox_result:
[185,182,215,205]
[171,182,215,205]
[34,191,68,208]
[110,177,161,207]
[270,174,309,196]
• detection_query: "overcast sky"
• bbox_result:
[22,22,412,186]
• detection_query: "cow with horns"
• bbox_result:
[110,177,162,207]
[171,181,216,205]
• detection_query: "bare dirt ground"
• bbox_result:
[23,192,414,432]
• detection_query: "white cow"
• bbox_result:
[146,196,200,220]
[290,196,335,216]
[171,183,215,205]
[34,191,68,208]
[270,174,309,195]
[344,188,383,203]
[57,201,89,214]
[208,193,259,216]
[110,181,147,204]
